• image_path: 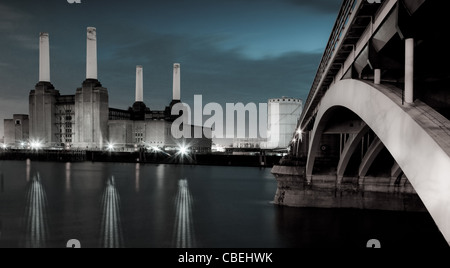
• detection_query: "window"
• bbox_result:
[15,120,21,125]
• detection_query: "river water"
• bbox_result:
[0,160,447,248]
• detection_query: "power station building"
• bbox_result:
[4,27,211,152]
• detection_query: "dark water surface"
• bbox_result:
[0,160,447,248]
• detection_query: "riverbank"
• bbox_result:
[0,149,282,168]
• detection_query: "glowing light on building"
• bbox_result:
[151,146,161,152]
[178,145,189,156]
[30,141,42,150]
[107,143,115,151]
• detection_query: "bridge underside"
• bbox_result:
[275,79,450,245]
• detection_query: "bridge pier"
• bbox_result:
[374,69,381,85]
[272,169,426,212]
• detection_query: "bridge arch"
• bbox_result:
[306,79,450,244]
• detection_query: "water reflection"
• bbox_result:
[156,165,165,190]
[65,162,71,192]
[26,159,30,182]
[135,163,140,193]
[100,176,123,248]
[173,178,196,248]
[24,173,49,248]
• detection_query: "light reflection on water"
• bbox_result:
[135,163,140,193]
[99,176,123,248]
[65,162,71,193]
[173,178,195,248]
[23,173,49,248]
[26,159,30,183]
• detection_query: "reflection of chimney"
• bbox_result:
[86,27,97,80]
[173,63,180,100]
[136,66,143,102]
[39,33,50,83]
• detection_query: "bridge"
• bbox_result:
[272,0,450,245]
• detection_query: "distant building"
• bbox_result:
[4,114,29,146]
[5,28,211,152]
[232,138,263,149]
[264,97,302,149]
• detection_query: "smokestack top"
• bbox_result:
[87,27,96,38]
[40,32,49,37]
[174,63,180,68]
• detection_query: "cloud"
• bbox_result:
[0,3,31,30]
[10,34,39,50]
[0,3,38,50]
[286,0,342,13]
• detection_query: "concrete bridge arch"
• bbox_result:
[305,79,450,244]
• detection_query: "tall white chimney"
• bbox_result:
[173,63,181,100]
[86,27,98,80]
[39,32,50,83]
[136,65,143,102]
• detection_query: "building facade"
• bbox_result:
[3,114,29,146]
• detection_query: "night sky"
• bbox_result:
[0,0,342,137]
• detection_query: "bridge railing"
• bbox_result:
[300,0,358,128]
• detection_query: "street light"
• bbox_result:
[30,141,42,150]
[107,143,114,151]
[178,145,189,156]
[151,146,161,152]
[296,129,303,142]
